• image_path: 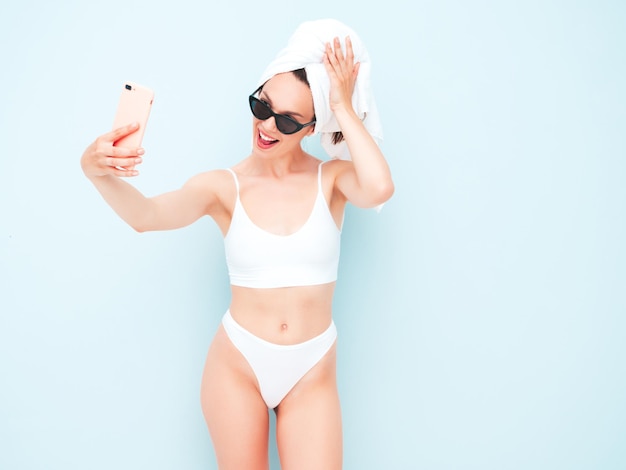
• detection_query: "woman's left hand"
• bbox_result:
[324,36,359,113]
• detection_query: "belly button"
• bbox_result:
[280,323,288,332]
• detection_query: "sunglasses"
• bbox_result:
[248,87,316,135]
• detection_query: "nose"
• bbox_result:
[260,116,278,133]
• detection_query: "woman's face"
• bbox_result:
[251,72,315,157]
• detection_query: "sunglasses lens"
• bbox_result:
[249,97,272,120]
[275,116,299,135]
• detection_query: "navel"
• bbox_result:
[280,323,289,332]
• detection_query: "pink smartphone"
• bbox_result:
[112,81,154,148]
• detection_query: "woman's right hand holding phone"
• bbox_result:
[81,123,145,179]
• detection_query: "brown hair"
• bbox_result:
[291,69,344,144]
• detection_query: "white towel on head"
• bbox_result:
[256,18,382,161]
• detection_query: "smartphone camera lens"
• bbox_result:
[125,84,132,90]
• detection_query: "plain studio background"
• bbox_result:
[1,1,624,469]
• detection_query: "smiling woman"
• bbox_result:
[249,72,317,151]
[3,1,625,469]
[79,18,392,470]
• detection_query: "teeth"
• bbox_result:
[260,131,276,142]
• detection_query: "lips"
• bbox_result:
[257,129,279,149]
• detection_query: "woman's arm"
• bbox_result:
[324,37,394,208]
[81,123,221,232]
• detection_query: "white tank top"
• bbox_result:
[224,162,342,288]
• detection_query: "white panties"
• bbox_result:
[221,310,337,409]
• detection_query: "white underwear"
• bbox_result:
[221,310,337,409]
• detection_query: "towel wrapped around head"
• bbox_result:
[256,19,382,161]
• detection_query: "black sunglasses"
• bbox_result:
[248,87,316,135]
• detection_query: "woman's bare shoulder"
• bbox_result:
[180,168,238,213]
[186,168,236,185]
[322,158,353,177]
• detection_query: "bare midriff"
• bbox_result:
[229,282,336,345]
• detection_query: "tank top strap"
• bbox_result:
[317,160,326,193]
[225,168,240,197]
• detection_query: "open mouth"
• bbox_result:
[257,129,279,149]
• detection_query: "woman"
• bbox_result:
[81,29,393,470]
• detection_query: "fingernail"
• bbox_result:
[135,158,143,164]
[137,148,145,155]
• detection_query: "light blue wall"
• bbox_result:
[1,1,625,469]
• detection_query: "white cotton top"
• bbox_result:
[223,163,341,288]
